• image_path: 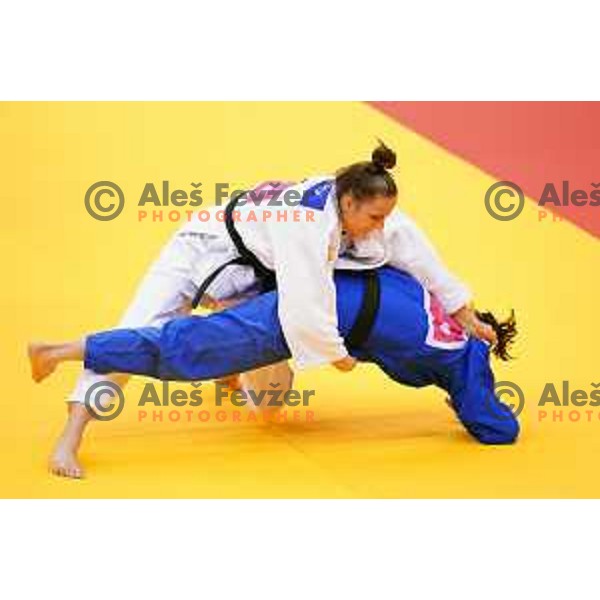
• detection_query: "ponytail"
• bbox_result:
[475,310,518,361]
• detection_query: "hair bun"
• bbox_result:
[371,141,396,171]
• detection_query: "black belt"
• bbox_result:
[344,269,381,350]
[192,192,276,309]
[192,195,381,351]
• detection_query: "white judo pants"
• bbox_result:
[68,230,293,406]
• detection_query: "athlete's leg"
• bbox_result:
[239,362,294,417]
[49,233,200,478]
[444,340,520,444]
[31,291,292,405]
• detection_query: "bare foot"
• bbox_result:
[216,374,243,391]
[49,442,85,479]
[28,342,59,383]
[48,403,91,479]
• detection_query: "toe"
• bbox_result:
[50,461,67,478]
[69,466,83,479]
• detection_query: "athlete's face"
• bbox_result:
[340,194,396,240]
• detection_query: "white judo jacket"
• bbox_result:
[184,176,471,370]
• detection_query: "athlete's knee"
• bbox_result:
[473,416,519,445]
[449,392,520,444]
[460,409,520,445]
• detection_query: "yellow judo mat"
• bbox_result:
[3,102,599,497]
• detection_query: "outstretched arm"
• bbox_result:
[385,211,496,343]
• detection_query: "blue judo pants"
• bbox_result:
[85,267,519,444]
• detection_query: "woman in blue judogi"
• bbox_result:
[31,266,520,470]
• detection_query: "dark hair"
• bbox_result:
[476,309,518,361]
[335,141,398,203]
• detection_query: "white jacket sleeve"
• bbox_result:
[386,211,472,314]
[266,209,348,370]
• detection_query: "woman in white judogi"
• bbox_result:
[50,142,495,477]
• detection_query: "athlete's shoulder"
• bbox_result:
[385,207,420,232]
[299,176,335,211]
